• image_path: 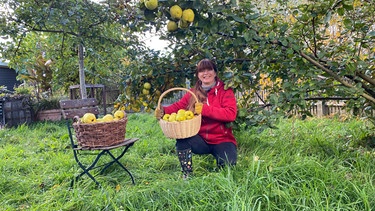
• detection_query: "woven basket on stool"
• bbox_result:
[72,111,127,148]
[157,87,201,139]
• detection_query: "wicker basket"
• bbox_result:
[157,87,202,139]
[72,112,127,148]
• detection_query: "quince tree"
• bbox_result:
[130,0,375,130]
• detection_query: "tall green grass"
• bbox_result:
[0,113,374,210]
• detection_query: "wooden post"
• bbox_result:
[316,100,329,117]
[322,100,329,116]
[0,98,4,126]
[103,85,106,114]
[69,84,106,114]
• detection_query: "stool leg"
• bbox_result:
[73,170,100,187]
[73,151,106,187]
[109,152,135,184]
[102,148,135,184]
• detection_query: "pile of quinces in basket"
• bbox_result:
[162,109,196,122]
[81,110,126,123]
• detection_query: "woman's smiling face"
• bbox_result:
[198,68,216,86]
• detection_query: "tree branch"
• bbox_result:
[299,51,375,104]
[312,17,318,58]
[331,0,343,10]
[14,34,25,59]
[21,21,78,36]
[357,72,375,87]
[345,75,375,97]
[305,96,355,101]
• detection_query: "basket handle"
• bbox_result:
[73,116,81,123]
[157,87,200,110]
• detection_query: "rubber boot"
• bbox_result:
[177,149,192,179]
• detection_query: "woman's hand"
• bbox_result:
[194,103,203,114]
[154,108,164,120]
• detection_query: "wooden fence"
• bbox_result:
[161,89,353,117]
[240,89,372,117]
[85,85,371,118]
[69,84,120,114]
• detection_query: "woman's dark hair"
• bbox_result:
[196,59,217,73]
[187,59,218,111]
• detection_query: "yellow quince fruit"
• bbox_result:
[179,19,190,28]
[114,110,125,119]
[143,82,151,90]
[82,113,96,123]
[185,110,194,120]
[142,89,150,95]
[167,20,178,32]
[144,0,158,10]
[168,113,177,122]
[170,5,182,19]
[103,114,114,122]
[163,114,170,121]
[182,9,194,23]
[177,109,186,115]
[176,113,186,122]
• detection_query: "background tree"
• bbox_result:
[1,0,374,129]
[0,0,146,99]
[125,0,374,129]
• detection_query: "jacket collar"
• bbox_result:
[207,79,224,96]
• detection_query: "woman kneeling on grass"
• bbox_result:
[155,58,238,179]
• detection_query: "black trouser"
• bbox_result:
[176,135,237,167]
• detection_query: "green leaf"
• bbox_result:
[268,31,276,39]
[343,19,352,28]
[229,14,244,23]
[223,72,233,78]
[192,1,204,10]
[337,7,345,16]
[342,3,354,10]
[233,37,245,46]
[204,51,213,58]
[280,39,288,46]
[324,11,331,24]
[244,31,254,42]
[211,5,226,13]
[246,13,260,20]
[317,51,326,59]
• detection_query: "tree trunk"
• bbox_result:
[78,42,87,99]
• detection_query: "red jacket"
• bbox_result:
[163,80,237,146]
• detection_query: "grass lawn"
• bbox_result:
[0,113,374,210]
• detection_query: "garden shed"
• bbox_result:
[0,61,31,128]
[0,61,20,91]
